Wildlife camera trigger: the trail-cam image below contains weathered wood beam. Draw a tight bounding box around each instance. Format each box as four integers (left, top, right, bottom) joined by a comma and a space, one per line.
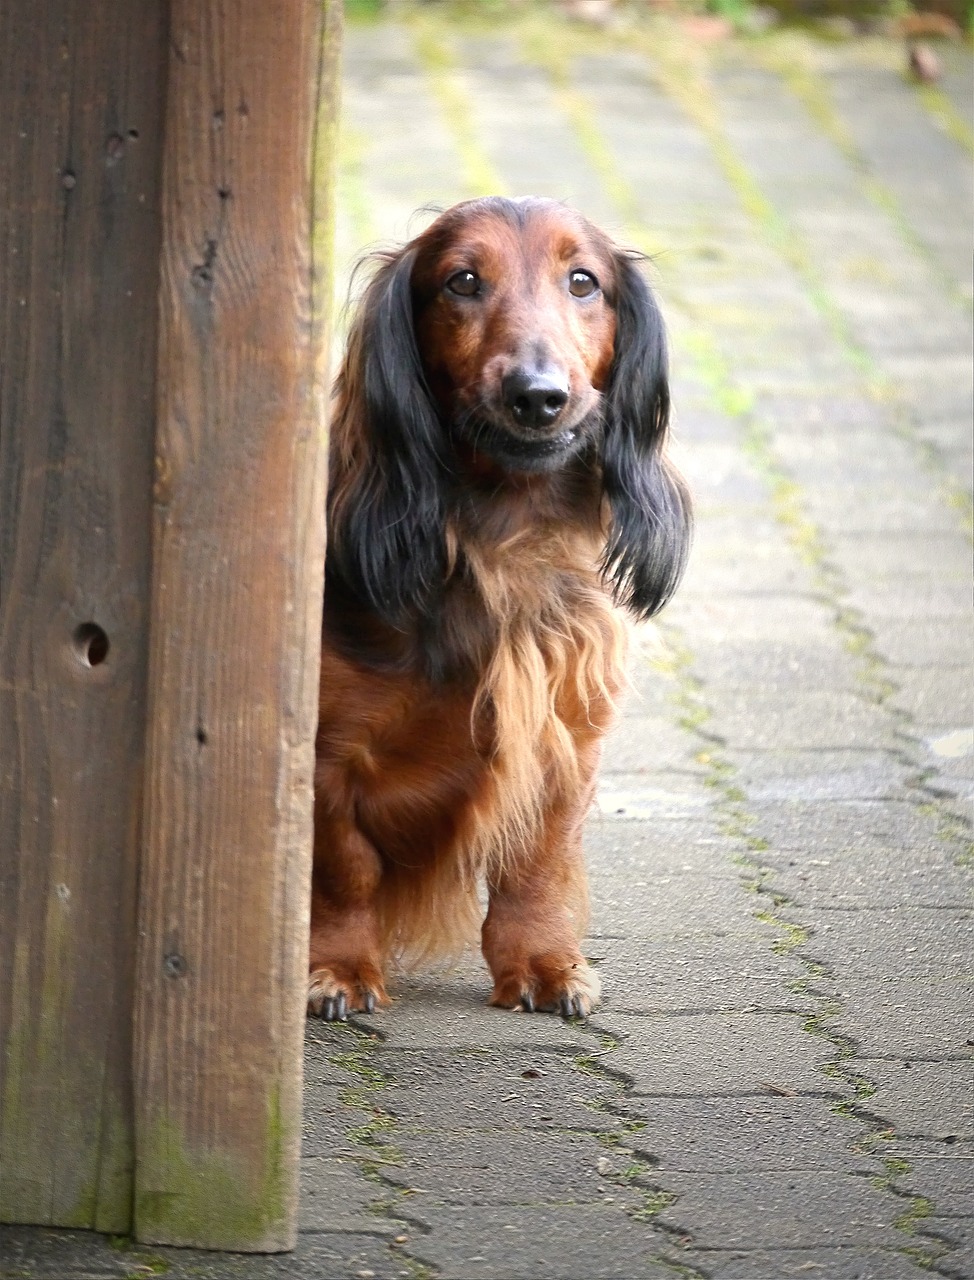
0, 0, 167, 1233
132, 0, 339, 1252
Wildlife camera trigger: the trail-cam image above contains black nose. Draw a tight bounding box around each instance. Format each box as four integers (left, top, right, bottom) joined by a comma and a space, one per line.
502, 368, 569, 429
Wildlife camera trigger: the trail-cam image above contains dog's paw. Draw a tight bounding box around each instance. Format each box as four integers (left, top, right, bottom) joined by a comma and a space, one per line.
307, 964, 388, 1021
488, 955, 601, 1019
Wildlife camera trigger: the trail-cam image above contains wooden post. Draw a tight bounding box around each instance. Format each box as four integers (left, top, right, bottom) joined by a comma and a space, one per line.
0, 0, 340, 1252
0, 0, 167, 1233
132, 0, 339, 1253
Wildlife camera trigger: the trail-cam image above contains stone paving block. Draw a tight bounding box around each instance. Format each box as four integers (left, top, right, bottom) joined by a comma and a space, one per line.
0, 1227, 134, 1279
686, 640, 864, 696
401, 1201, 675, 1279
802, 491, 964, 538
827, 533, 972, 581
887, 1139, 974, 1217
670, 591, 841, 654
364, 972, 599, 1053
761, 844, 971, 911
794, 909, 973, 980
583, 817, 735, 879
700, 1245, 929, 1279
305, 964, 607, 1055
753, 390, 889, 437
840, 301, 970, 359
594, 771, 713, 821
939, 786, 974, 819
588, 935, 810, 1014
299, 1156, 397, 1236
867, 618, 973, 669
342, 27, 466, 239
681, 444, 770, 509
894, 357, 974, 421
372, 1047, 620, 1135
730, 749, 913, 803
584, 813, 727, 868
939, 42, 974, 123
816, 978, 972, 1058
842, 575, 974, 624
301, 1082, 362, 1158
0, 1224, 407, 1280
677, 554, 810, 601
850, 1058, 974, 1140
457, 39, 623, 233
711, 64, 947, 323
770, 424, 930, 484
384, 1129, 643, 1208
707, 687, 893, 751
606, 1011, 841, 1098
589, 867, 761, 944
599, 714, 704, 773
920, 429, 974, 491
764, 420, 959, 500
671, 401, 742, 448
655, 1168, 908, 1250
888, 667, 974, 730
575, 52, 739, 227
929, 1225, 974, 1278
918, 748, 974, 794
669, 518, 808, 597
749, 798, 947, 858
677, 555, 810, 602
822, 57, 973, 295
304, 1029, 367, 1085
620, 1093, 878, 1175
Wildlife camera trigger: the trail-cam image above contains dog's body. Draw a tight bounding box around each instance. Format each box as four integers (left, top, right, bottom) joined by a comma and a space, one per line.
310, 197, 691, 1021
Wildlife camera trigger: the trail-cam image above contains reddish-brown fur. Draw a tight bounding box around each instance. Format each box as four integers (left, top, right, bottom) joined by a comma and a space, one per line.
310, 197, 688, 1020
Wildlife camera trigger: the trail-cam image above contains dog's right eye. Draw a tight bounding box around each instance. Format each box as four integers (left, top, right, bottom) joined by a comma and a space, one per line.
445, 270, 480, 297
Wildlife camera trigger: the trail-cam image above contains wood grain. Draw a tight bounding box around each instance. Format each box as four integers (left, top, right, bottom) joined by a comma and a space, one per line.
131, 0, 339, 1251
0, 0, 166, 1232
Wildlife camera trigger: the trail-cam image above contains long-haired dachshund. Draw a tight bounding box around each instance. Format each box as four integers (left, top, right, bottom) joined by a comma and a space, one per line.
310, 196, 691, 1021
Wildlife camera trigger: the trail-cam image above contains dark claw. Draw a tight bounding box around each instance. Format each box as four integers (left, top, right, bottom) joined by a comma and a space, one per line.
560, 994, 575, 1019
521, 991, 535, 1013
320, 993, 348, 1022
363, 991, 376, 1015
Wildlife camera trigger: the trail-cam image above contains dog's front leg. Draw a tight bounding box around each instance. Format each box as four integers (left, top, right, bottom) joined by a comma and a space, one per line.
308, 808, 388, 1021
481, 780, 601, 1019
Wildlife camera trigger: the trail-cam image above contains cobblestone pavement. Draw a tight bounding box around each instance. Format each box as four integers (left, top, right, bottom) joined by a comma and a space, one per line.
3, 10, 971, 1280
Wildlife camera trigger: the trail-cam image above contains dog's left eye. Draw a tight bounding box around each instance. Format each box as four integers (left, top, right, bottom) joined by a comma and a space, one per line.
446, 270, 480, 297
568, 270, 599, 298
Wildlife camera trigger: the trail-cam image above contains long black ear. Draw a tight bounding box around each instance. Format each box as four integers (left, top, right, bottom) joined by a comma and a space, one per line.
600, 253, 692, 620
327, 247, 450, 626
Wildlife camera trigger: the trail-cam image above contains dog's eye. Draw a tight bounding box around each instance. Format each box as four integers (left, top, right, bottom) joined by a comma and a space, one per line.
568, 270, 599, 298
446, 270, 480, 297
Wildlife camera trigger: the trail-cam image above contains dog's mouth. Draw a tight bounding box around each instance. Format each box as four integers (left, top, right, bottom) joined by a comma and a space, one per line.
455, 420, 583, 473
450, 404, 596, 474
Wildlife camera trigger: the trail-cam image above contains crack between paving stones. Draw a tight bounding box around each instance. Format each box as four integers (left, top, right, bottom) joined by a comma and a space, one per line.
569, 1022, 714, 1279
318, 1018, 440, 1280
655, 623, 969, 1280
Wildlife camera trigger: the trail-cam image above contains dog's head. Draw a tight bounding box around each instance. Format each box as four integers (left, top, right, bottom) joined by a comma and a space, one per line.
329, 196, 691, 625
410, 198, 617, 474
